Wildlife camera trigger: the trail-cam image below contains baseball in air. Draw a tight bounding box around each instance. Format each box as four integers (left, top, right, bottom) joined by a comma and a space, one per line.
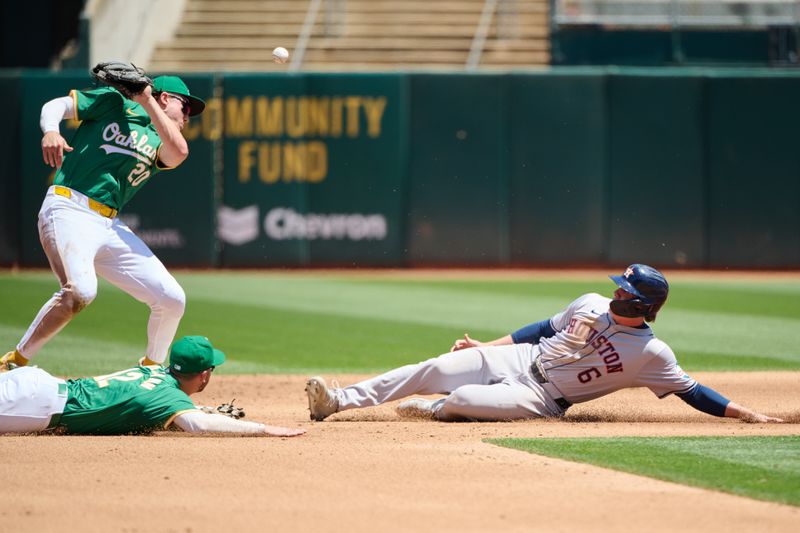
272, 47, 289, 64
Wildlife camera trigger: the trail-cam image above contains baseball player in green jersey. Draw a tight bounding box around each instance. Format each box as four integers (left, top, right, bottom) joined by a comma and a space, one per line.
0, 336, 306, 437
2, 76, 205, 372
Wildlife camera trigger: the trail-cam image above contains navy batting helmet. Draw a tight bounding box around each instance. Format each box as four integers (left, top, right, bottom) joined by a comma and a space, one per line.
609, 264, 669, 322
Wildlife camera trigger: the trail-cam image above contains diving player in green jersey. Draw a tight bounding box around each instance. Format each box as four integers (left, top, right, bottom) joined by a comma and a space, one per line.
0, 336, 306, 437
2, 76, 204, 372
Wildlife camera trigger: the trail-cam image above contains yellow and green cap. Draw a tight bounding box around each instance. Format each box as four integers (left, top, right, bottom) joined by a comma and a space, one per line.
168, 335, 225, 374
152, 75, 206, 116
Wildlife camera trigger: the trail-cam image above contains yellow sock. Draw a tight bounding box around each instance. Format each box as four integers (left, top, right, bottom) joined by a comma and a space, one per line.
3, 350, 29, 367
140, 356, 159, 366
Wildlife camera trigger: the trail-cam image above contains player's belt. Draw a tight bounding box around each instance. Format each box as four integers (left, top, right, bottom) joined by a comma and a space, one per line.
530, 358, 572, 410
53, 185, 118, 218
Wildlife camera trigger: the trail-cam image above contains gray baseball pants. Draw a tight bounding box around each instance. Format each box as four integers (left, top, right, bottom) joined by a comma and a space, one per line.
336, 344, 567, 421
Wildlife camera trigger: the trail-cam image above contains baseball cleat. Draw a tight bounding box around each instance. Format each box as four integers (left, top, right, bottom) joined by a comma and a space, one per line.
0, 351, 19, 373
396, 398, 437, 420
305, 376, 339, 421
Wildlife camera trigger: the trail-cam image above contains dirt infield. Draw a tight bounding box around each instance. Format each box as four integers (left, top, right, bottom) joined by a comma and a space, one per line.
3, 372, 799, 532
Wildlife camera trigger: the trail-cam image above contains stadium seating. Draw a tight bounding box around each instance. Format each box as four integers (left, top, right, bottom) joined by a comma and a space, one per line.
149, 0, 550, 71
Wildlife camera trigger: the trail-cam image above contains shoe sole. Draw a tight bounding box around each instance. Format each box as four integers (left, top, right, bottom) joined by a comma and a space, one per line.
305, 377, 329, 421
396, 399, 435, 420
396, 408, 433, 419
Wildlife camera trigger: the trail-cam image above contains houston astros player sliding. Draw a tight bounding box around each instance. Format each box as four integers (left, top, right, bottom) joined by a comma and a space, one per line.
1, 76, 205, 371
306, 264, 783, 424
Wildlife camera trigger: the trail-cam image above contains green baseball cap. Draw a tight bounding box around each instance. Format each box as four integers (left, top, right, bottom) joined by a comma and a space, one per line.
152, 75, 206, 116
168, 336, 225, 374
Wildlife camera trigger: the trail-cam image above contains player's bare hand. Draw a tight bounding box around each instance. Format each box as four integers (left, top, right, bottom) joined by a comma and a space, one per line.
451, 333, 482, 352
740, 412, 785, 424
41, 131, 73, 168
130, 85, 153, 106
263, 425, 307, 437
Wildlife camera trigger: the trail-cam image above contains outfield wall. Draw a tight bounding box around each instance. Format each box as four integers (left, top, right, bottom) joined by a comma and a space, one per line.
4, 68, 799, 268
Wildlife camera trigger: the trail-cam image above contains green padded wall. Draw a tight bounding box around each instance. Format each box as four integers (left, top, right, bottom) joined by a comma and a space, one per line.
408, 73, 508, 264
607, 71, 706, 267
8, 68, 800, 269
218, 73, 408, 267
0, 71, 21, 264
705, 72, 800, 267
508, 71, 607, 264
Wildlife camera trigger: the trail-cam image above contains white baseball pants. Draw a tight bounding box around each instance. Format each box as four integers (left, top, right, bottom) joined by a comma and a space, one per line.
0, 367, 68, 433
336, 344, 566, 421
16, 187, 185, 363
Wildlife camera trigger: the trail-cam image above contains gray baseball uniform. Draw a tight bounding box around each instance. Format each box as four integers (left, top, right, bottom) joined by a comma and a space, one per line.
333, 293, 695, 421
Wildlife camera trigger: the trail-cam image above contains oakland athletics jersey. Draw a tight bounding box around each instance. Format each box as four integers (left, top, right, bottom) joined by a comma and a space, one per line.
537, 293, 696, 404
60, 365, 195, 435
54, 87, 170, 210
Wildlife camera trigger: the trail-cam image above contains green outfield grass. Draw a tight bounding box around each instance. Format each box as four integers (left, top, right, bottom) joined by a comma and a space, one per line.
489, 436, 800, 507
0, 271, 798, 375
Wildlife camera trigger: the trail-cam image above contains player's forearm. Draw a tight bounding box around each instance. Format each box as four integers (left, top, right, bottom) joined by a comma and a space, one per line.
724, 402, 751, 420
174, 411, 305, 435
175, 411, 270, 434
678, 384, 783, 423
137, 96, 189, 166
676, 383, 729, 417
724, 401, 784, 423
510, 319, 556, 345
40, 96, 75, 134
485, 335, 514, 346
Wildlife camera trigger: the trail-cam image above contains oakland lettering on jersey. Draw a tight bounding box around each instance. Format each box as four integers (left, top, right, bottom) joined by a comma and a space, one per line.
100, 122, 157, 164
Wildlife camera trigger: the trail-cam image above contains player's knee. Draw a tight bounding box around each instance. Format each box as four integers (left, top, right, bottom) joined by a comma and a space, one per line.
437, 393, 474, 421
63, 283, 97, 313
159, 283, 186, 316
446, 389, 472, 409
420, 357, 464, 384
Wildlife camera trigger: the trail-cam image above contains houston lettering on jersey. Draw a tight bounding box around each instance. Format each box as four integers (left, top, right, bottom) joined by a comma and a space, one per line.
587, 327, 624, 374
566, 317, 624, 375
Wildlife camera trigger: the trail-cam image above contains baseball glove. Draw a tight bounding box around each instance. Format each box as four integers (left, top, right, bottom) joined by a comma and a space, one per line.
200, 399, 246, 420
90, 61, 152, 98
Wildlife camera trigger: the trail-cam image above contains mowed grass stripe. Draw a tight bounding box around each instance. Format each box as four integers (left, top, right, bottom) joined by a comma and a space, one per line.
178, 274, 800, 367
666, 285, 800, 321
180, 297, 488, 373
0, 275, 504, 375
5, 272, 799, 322
180, 273, 800, 321
489, 436, 800, 507
177, 274, 574, 331
655, 312, 800, 367
1, 272, 798, 375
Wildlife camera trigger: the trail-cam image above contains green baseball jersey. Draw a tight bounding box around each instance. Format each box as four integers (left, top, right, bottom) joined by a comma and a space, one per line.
54, 87, 173, 210
60, 366, 196, 435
